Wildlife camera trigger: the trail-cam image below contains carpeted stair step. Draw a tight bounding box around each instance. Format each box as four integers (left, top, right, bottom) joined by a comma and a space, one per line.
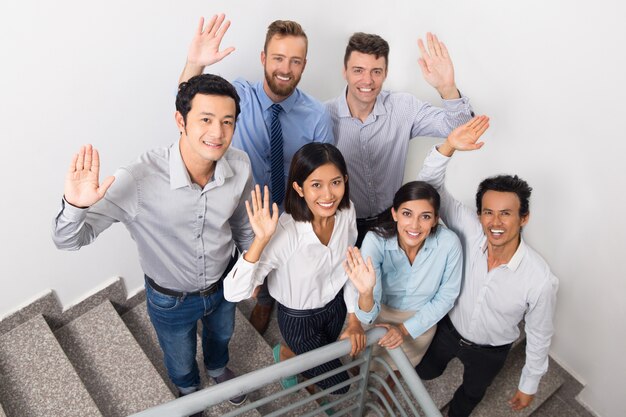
469, 343, 564, 417
122, 301, 262, 416
0, 315, 102, 417
55, 301, 174, 417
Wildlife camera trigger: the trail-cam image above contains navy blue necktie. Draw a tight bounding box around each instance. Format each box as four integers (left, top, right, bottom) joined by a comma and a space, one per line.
270, 104, 285, 205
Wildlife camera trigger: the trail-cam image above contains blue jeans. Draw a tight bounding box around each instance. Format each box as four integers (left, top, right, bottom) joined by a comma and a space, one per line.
145, 279, 235, 392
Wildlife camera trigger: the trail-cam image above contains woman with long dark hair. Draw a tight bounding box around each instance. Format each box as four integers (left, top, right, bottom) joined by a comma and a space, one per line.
344, 181, 462, 369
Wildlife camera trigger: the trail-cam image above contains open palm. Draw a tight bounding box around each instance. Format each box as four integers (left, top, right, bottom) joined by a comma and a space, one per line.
343, 247, 376, 294
446, 116, 490, 151
187, 14, 235, 67
245, 185, 279, 242
64, 145, 114, 208
417, 33, 456, 97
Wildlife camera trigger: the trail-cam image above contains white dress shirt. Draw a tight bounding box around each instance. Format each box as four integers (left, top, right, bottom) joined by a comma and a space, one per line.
417, 146, 559, 395
224, 202, 358, 312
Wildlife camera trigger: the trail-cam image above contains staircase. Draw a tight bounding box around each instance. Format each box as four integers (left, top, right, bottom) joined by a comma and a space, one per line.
0, 278, 593, 417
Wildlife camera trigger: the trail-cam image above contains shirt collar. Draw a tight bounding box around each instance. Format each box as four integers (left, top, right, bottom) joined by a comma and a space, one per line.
506, 238, 528, 271
169, 141, 234, 190
480, 236, 528, 272
256, 81, 298, 114
169, 141, 192, 190
337, 87, 388, 119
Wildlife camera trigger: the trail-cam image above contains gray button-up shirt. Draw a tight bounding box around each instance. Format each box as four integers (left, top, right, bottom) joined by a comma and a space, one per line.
52, 142, 254, 292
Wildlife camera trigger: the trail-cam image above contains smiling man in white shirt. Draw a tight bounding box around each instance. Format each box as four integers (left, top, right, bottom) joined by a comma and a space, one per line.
415, 116, 559, 417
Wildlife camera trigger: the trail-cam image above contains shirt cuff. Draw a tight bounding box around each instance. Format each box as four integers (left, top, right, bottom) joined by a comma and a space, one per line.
441, 94, 470, 108
355, 304, 377, 325
59, 197, 89, 222
518, 373, 540, 396
402, 316, 422, 339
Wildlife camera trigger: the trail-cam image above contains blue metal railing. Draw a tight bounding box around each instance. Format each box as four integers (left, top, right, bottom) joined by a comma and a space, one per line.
129, 327, 442, 417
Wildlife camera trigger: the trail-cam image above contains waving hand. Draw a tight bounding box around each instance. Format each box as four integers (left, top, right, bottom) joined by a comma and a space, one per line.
64, 145, 114, 208
417, 33, 458, 99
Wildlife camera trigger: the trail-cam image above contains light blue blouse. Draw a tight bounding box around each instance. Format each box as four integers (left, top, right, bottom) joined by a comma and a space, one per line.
355, 225, 463, 338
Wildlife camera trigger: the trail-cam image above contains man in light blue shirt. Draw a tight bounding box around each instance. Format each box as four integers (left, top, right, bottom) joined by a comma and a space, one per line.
326, 32, 474, 246
179, 14, 334, 334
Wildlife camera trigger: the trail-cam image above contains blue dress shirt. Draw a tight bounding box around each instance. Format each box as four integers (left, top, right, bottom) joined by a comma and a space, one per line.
232, 79, 334, 194
355, 226, 463, 338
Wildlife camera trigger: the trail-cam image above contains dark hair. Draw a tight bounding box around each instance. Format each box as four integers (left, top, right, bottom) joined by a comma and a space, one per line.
264, 20, 308, 54
284, 143, 350, 222
475, 175, 532, 216
344, 32, 390, 69
176, 74, 241, 123
372, 181, 440, 239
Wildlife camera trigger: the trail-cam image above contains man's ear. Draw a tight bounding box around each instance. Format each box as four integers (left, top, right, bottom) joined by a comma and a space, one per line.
292, 181, 304, 197
521, 212, 530, 227
260, 50, 266, 66
175, 111, 185, 134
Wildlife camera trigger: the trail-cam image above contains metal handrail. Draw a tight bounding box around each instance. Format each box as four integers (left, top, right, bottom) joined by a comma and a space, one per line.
128, 327, 442, 417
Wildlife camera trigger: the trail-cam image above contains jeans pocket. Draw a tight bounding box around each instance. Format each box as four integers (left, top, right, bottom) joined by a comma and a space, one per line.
146, 285, 182, 311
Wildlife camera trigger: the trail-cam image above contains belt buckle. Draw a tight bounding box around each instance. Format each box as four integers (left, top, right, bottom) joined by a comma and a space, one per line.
459, 338, 473, 348
198, 283, 216, 297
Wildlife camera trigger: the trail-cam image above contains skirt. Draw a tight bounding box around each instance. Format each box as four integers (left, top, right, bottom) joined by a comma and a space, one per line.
371, 304, 437, 371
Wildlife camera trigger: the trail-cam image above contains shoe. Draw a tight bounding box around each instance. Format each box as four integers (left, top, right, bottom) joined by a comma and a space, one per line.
212, 367, 247, 406
249, 303, 272, 334
319, 399, 336, 416
177, 390, 204, 417
272, 344, 297, 389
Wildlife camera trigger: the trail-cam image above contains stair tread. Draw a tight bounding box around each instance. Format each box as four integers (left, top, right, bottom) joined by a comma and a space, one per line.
531, 391, 582, 417
423, 342, 564, 417
0, 315, 102, 417
470, 346, 564, 417
123, 301, 262, 416
123, 300, 323, 416
55, 300, 174, 417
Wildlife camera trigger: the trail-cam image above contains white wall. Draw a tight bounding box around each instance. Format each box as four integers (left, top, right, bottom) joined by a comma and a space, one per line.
1, 0, 624, 415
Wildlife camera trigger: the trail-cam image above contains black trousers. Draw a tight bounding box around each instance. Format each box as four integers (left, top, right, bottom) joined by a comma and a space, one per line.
277, 291, 349, 394
416, 316, 512, 417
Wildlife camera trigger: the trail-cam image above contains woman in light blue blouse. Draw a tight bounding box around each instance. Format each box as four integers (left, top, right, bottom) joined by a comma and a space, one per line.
344, 180, 463, 368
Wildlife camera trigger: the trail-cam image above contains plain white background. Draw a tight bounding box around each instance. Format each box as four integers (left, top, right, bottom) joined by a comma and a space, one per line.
1, 1, 624, 416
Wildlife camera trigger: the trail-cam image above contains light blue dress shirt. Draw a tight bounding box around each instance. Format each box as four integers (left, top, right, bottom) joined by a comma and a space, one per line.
232, 79, 334, 194
326, 89, 473, 218
355, 226, 463, 338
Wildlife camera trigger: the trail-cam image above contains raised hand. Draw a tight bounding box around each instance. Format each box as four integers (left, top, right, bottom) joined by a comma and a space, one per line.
187, 14, 235, 67
245, 185, 279, 243
444, 115, 490, 153
417, 33, 458, 99
343, 246, 376, 295
64, 145, 114, 209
